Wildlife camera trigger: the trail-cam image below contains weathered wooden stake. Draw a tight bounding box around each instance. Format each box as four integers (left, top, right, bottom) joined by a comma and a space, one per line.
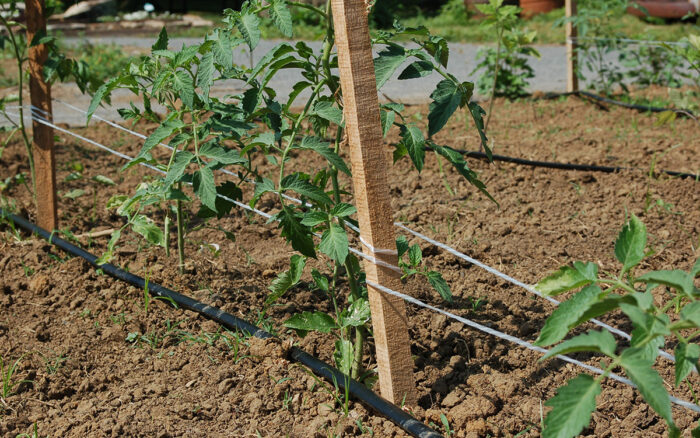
26, 0, 58, 230
565, 0, 579, 93
331, 0, 416, 405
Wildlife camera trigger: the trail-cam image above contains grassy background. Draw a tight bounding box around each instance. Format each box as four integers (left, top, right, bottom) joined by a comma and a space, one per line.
174, 1, 699, 43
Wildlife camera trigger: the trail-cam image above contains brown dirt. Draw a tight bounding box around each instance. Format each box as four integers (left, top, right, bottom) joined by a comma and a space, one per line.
1, 96, 699, 437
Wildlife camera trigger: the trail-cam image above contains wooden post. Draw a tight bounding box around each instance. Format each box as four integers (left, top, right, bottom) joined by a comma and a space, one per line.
26, 0, 57, 231
565, 0, 579, 93
331, 0, 416, 405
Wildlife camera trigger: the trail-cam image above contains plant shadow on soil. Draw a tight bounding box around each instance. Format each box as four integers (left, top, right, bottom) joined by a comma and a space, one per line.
1, 94, 699, 437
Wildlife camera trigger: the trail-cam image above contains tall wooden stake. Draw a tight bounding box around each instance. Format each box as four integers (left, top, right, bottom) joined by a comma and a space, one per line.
26, 0, 57, 230
331, 0, 416, 405
565, 0, 579, 93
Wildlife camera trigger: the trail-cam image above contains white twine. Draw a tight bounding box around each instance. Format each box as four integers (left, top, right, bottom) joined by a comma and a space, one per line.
365, 279, 700, 414
569, 36, 690, 47
41, 100, 681, 366
359, 235, 398, 255
11, 110, 699, 415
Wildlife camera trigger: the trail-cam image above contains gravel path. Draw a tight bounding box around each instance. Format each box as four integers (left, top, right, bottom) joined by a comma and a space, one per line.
5, 36, 608, 126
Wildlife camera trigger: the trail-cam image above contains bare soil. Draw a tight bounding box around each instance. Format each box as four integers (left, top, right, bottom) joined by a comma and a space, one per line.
1, 96, 699, 437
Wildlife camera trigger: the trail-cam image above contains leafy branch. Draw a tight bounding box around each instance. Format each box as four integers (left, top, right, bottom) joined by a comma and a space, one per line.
536, 214, 700, 437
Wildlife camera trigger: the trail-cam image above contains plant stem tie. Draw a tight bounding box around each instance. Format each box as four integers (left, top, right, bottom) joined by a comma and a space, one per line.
359, 235, 398, 255
356, 236, 402, 275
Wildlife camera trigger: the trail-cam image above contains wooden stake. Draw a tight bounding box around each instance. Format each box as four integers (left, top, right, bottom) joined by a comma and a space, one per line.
565, 0, 579, 93
26, 0, 57, 230
331, 0, 416, 405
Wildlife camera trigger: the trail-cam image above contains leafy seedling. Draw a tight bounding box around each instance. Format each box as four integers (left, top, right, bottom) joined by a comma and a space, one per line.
536, 214, 700, 438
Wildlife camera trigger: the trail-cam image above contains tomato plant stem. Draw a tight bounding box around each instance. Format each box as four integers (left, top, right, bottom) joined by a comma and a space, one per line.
0, 14, 36, 202
176, 185, 185, 274
164, 214, 171, 258
484, 26, 504, 133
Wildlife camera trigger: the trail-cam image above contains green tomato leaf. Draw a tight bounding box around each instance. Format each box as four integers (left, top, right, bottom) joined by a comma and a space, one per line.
276, 207, 316, 258
163, 151, 194, 188
424, 35, 449, 68
380, 109, 395, 138
87, 76, 135, 122
319, 223, 349, 263
535, 285, 602, 346
266, 255, 306, 306
253, 178, 275, 203
172, 44, 200, 68
236, 12, 261, 51
637, 270, 694, 298
431, 143, 495, 204
300, 211, 328, 227
399, 124, 425, 172
573, 294, 636, 327
396, 235, 409, 258
299, 136, 350, 176
615, 214, 647, 274
152, 27, 169, 51
193, 167, 217, 212
311, 101, 344, 126
468, 102, 490, 158
692, 257, 700, 278
374, 45, 407, 90
398, 60, 434, 80
311, 269, 329, 292
620, 348, 674, 428
62, 189, 86, 199
269, 0, 293, 37
681, 302, 700, 327
674, 342, 700, 387
536, 262, 598, 296
408, 244, 422, 266
197, 51, 215, 101
207, 29, 234, 68
334, 338, 354, 376
542, 374, 600, 438
340, 298, 371, 328
542, 330, 617, 361
199, 143, 247, 165
330, 203, 356, 218
131, 215, 164, 247
694, 424, 700, 438
97, 228, 121, 265
428, 79, 463, 137
140, 119, 184, 159
172, 70, 195, 108
284, 311, 338, 335
281, 174, 332, 206
92, 175, 116, 186
427, 271, 453, 304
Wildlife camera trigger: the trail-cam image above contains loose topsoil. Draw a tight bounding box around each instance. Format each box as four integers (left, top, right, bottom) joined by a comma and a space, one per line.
1, 95, 699, 437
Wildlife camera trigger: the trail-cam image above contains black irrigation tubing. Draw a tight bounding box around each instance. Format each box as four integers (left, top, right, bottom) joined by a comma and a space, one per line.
0, 209, 442, 438
445, 148, 700, 180
542, 90, 696, 116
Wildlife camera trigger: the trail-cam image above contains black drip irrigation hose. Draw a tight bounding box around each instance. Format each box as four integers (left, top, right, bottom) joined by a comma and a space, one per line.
449, 149, 700, 181
543, 90, 696, 116
0, 209, 442, 438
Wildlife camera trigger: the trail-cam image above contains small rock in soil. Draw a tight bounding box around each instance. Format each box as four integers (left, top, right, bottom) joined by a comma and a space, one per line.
448, 395, 497, 428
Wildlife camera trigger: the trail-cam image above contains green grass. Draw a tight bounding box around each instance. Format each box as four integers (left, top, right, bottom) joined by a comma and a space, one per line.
169, 5, 698, 44
0, 40, 134, 89
397, 8, 699, 44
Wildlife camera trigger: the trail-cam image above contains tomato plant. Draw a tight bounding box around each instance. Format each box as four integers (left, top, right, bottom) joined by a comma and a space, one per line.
0, 0, 100, 205
471, 0, 540, 104
536, 215, 700, 438
88, 0, 493, 379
